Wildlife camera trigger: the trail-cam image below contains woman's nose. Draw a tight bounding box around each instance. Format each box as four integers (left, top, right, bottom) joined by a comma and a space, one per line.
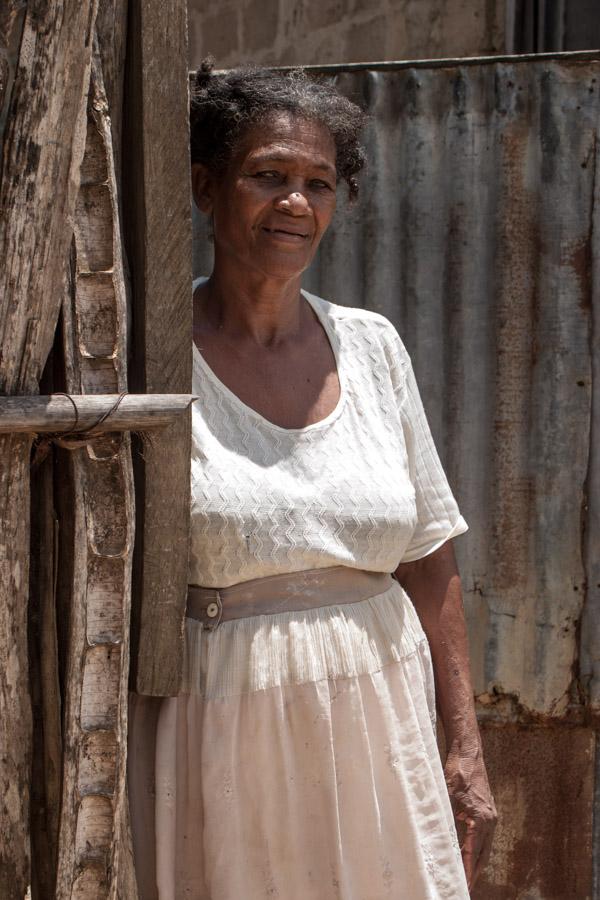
276, 190, 310, 214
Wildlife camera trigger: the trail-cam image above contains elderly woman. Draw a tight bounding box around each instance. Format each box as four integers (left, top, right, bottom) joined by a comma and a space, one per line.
143, 63, 496, 899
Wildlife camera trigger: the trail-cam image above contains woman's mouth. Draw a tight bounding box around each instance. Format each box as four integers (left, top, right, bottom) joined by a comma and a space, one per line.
261, 226, 308, 242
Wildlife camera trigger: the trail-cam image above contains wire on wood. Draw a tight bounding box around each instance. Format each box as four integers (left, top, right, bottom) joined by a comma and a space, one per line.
31, 391, 129, 469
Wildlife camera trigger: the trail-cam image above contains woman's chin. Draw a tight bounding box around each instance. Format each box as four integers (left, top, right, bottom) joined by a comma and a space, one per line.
249, 253, 314, 281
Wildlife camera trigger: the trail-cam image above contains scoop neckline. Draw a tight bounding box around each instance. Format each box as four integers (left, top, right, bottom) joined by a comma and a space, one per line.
192, 278, 346, 435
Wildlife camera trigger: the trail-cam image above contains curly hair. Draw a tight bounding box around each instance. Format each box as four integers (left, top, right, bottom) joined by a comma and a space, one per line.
190, 60, 368, 199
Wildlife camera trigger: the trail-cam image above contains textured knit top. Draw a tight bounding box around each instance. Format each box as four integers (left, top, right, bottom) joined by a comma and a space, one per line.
189, 280, 468, 588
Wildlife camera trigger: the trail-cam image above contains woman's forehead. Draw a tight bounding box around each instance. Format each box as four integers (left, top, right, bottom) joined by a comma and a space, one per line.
235, 114, 336, 170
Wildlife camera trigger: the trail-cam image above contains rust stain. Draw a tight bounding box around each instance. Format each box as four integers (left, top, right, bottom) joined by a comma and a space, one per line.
472, 724, 594, 900
489, 125, 538, 595
563, 236, 592, 312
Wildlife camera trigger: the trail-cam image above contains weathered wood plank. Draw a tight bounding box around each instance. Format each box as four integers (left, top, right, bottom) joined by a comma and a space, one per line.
115, 782, 141, 900
127, 693, 162, 899
0, 393, 195, 434
55, 45, 138, 899
29, 447, 62, 900
95, 0, 128, 184
0, 432, 34, 899
0, 0, 98, 394
123, 0, 192, 695
0, 1, 26, 146
0, 2, 98, 895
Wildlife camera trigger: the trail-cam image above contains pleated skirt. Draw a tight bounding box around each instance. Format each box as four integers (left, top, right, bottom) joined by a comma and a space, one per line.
128, 579, 469, 900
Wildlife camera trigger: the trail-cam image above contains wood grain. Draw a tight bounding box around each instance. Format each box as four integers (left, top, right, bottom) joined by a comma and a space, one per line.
0, 432, 34, 899
0, 393, 195, 433
0, 0, 98, 395
29, 447, 62, 900
95, 0, 128, 184
123, 0, 193, 696
0, 1, 26, 146
0, 1, 98, 895
55, 45, 138, 899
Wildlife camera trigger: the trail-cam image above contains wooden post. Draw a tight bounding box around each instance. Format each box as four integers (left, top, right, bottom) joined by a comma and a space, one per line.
0, 2, 98, 895
54, 42, 138, 898
123, 0, 193, 696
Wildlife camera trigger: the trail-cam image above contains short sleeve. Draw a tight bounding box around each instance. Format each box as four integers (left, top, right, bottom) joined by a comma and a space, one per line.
394, 344, 468, 563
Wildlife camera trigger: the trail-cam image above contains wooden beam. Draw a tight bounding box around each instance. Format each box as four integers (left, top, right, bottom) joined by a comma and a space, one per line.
0, 2, 98, 896
55, 43, 138, 899
123, 0, 193, 695
0, 393, 195, 434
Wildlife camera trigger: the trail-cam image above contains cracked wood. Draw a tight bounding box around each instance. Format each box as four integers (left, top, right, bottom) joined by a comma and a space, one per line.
54, 44, 138, 899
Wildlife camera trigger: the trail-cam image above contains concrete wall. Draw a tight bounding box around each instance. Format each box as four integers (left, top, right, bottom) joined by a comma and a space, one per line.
188, 0, 508, 68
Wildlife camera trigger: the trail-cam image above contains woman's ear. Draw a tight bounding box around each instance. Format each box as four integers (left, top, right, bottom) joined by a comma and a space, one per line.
191, 163, 214, 215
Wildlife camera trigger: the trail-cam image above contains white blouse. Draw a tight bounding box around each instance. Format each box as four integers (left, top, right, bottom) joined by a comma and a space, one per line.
189, 281, 468, 588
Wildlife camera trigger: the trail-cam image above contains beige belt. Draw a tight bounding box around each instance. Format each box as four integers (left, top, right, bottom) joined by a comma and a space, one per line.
187, 565, 394, 630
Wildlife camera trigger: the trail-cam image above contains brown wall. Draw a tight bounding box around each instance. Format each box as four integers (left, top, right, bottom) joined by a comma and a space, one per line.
473, 724, 595, 899
187, 0, 508, 68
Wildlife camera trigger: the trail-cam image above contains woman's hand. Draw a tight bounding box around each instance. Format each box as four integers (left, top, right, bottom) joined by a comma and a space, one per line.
444, 738, 497, 891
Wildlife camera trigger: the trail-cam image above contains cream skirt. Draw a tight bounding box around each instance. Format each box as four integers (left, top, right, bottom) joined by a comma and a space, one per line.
128, 580, 469, 900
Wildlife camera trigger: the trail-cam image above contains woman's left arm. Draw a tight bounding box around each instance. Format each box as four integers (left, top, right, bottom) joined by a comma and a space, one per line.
394, 538, 497, 892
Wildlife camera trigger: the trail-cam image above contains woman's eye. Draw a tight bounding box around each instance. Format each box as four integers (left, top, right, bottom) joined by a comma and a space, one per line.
255, 170, 280, 179
311, 180, 333, 191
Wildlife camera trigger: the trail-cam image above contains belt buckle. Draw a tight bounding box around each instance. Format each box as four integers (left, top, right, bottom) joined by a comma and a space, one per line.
203, 589, 222, 630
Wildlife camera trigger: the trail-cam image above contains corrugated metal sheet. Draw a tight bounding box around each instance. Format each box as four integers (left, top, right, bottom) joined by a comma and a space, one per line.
192, 54, 599, 720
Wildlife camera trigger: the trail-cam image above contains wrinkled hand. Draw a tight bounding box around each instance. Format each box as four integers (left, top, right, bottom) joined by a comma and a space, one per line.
444, 741, 497, 892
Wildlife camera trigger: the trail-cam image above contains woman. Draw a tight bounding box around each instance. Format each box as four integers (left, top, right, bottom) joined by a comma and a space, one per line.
135, 63, 497, 899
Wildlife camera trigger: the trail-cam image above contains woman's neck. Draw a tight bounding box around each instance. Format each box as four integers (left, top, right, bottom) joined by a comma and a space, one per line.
197, 264, 308, 348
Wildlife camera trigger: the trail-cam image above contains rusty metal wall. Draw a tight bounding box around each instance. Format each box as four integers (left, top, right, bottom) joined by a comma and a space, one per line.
192, 51, 600, 897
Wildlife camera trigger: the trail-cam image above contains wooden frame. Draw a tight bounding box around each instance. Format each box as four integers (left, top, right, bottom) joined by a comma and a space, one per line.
0, 0, 193, 894
123, 0, 193, 697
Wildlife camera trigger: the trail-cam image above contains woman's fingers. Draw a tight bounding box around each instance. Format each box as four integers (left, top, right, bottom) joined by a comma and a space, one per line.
459, 816, 477, 887
457, 809, 496, 890
445, 746, 498, 890
471, 814, 496, 886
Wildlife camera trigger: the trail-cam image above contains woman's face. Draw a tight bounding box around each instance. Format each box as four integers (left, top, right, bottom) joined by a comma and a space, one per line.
193, 113, 338, 281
